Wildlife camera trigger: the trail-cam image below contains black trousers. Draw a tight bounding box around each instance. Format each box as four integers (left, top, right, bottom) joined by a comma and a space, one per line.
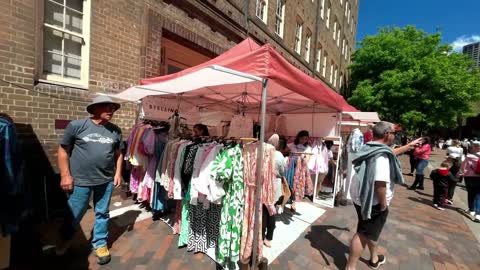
447, 181, 457, 200
464, 177, 480, 211
409, 155, 417, 174
262, 205, 276, 241
433, 184, 447, 206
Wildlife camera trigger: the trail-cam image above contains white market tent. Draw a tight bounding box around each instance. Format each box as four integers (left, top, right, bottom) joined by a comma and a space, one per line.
102, 38, 364, 267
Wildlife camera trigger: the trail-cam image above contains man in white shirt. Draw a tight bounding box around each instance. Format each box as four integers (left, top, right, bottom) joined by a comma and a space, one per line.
346, 122, 421, 270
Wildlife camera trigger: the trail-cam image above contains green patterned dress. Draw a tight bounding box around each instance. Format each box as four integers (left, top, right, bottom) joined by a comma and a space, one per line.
214, 145, 245, 265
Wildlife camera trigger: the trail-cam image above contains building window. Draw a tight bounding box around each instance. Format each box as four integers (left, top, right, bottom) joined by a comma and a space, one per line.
337, 27, 341, 47
333, 20, 337, 40
347, 6, 351, 24
322, 53, 328, 77
294, 21, 303, 54
340, 0, 343, 5
326, 4, 331, 29
333, 65, 338, 87
315, 47, 322, 72
345, 1, 349, 17
320, 0, 325, 19
345, 44, 348, 60
342, 38, 346, 55
339, 72, 344, 89
256, 0, 268, 23
42, 0, 90, 86
305, 33, 311, 62
329, 62, 334, 84
275, 0, 286, 37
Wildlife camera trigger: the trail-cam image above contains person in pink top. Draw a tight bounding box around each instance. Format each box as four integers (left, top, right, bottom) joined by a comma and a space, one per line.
409, 137, 432, 190
459, 140, 480, 219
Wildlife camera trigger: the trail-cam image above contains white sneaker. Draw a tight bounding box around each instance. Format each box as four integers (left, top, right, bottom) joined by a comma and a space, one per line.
470, 211, 476, 217
475, 215, 480, 222
446, 199, 453, 205
434, 204, 445, 211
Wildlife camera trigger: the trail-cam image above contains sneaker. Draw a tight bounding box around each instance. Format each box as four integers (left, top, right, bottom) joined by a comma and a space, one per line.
475, 215, 480, 223
446, 199, 453, 205
369, 254, 386, 269
433, 204, 445, 211
469, 211, 476, 217
95, 246, 111, 265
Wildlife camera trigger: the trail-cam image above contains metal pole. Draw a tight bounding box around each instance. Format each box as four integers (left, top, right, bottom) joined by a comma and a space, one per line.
251, 79, 268, 268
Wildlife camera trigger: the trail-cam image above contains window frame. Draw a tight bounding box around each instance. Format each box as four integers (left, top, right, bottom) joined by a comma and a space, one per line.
322, 52, 327, 77
329, 61, 334, 84
37, 0, 91, 88
320, 0, 325, 19
315, 46, 322, 72
255, 0, 268, 24
274, 0, 286, 38
294, 20, 303, 54
326, 4, 331, 29
305, 32, 312, 62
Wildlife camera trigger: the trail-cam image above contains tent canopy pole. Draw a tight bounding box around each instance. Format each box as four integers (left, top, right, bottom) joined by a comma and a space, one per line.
251, 78, 268, 268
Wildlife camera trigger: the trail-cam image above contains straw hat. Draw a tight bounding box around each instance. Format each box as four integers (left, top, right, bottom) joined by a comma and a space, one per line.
86, 96, 121, 114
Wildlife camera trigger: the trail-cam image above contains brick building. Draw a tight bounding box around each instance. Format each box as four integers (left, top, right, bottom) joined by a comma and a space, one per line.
0, 0, 358, 217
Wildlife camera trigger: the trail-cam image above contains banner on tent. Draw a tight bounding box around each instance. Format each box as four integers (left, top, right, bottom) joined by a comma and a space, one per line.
141, 96, 199, 124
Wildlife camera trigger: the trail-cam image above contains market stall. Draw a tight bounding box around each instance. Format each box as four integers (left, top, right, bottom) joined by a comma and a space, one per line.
101, 38, 358, 268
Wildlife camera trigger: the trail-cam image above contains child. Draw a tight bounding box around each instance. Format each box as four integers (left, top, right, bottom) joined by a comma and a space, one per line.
430, 161, 456, 210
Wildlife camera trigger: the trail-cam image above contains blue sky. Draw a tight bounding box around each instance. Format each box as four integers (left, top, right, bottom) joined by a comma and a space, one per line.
356, 0, 480, 52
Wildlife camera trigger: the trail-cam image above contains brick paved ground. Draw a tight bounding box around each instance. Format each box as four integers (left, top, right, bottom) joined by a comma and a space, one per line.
14, 150, 480, 270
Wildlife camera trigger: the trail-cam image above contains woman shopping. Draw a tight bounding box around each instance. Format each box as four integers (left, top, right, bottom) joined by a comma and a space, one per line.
459, 140, 480, 221
287, 130, 312, 154
262, 134, 287, 247
409, 137, 432, 190
285, 130, 313, 212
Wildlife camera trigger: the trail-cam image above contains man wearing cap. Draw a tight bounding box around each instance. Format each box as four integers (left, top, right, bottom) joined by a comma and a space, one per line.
56, 96, 123, 265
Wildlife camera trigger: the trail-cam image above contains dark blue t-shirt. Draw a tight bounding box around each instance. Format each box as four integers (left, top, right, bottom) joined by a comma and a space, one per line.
61, 118, 122, 186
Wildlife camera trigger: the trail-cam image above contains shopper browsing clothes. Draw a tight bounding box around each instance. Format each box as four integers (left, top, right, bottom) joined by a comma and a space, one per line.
262, 134, 287, 247
56, 96, 123, 265
347, 122, 421, 270
409, 137, 432, 191
192, 123, 210, 137
286, 130, 312, 212
459, 140, 480, 221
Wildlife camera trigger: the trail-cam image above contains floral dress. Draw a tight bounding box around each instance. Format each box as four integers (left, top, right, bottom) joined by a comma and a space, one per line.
213, 145, 245, 265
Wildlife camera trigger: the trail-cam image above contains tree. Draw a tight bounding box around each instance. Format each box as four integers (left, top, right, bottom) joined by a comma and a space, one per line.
347, 26, 480, 134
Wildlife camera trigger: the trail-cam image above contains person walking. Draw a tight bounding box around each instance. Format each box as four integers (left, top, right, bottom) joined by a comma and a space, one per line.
459, 140, 480, 220
430, 161, 456, 210
56, 96, 123, 265
347, 121, 420, 270
409, 137, 432, 191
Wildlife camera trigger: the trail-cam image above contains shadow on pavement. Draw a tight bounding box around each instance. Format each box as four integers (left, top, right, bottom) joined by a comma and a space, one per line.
305, 225, 350, 269
415, 191, 433, 197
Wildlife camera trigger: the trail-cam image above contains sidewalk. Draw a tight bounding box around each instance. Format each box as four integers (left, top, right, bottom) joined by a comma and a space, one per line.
22, 149, 480, 270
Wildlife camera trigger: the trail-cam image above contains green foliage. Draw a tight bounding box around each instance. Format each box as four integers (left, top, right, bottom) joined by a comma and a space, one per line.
348, 26, 480, 134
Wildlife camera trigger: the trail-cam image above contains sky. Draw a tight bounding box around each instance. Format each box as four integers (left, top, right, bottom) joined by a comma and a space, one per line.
356, 0, 480, 52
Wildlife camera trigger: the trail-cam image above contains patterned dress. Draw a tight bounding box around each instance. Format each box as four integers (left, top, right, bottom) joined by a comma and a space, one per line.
240, 143, 276, 263
214, 145, 245, 265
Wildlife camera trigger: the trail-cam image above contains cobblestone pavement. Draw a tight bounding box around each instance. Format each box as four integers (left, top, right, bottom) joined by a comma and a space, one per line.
16, 150, 480, 270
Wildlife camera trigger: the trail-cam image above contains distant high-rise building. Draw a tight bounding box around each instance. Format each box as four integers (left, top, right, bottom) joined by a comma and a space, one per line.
463, 42, 480, 68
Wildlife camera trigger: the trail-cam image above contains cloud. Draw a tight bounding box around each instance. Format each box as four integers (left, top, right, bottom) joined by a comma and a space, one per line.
451, 35, 480, 52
